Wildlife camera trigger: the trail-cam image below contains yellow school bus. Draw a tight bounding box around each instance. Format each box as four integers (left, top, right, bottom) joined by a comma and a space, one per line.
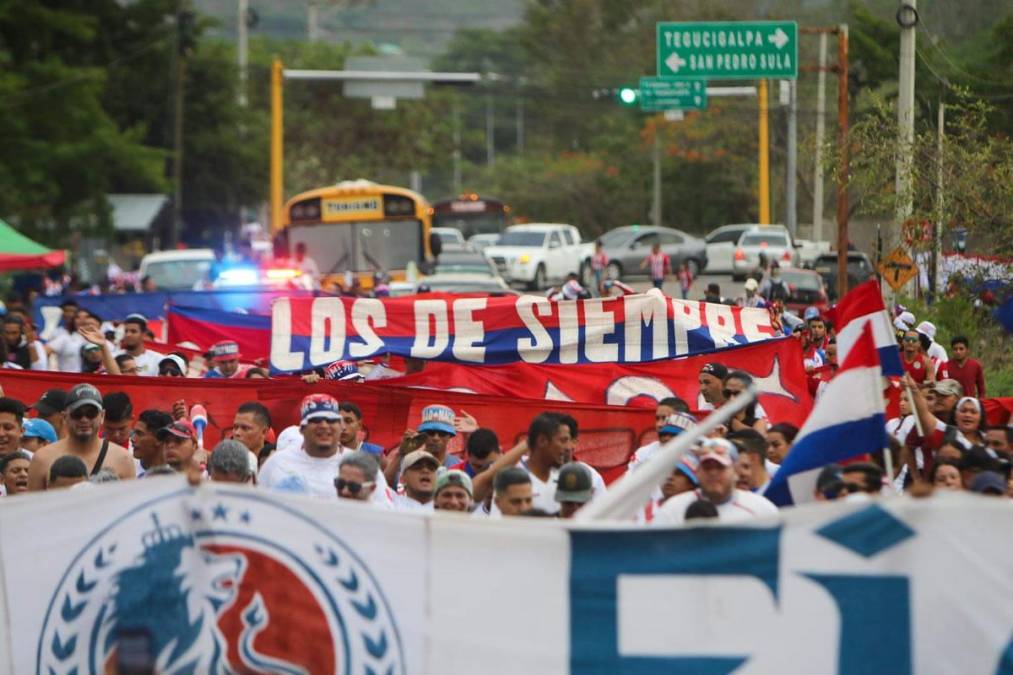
277, 180, 435, 289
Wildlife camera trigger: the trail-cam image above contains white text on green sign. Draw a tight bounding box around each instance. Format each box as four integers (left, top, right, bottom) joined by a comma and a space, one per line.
638, 78, 707, 111
656, 21, 798, 79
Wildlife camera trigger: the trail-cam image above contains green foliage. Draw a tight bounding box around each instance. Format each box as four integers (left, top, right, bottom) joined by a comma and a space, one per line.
899, 294, 1013, 396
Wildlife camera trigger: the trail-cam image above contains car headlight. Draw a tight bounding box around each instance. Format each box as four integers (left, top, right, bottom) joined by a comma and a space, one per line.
519, 254, 530, 264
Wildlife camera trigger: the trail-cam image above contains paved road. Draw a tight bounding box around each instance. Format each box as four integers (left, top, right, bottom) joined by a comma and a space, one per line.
626, 271, 739, 302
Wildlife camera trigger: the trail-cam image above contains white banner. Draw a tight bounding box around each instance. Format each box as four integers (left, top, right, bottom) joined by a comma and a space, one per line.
2, 481, 1011, 674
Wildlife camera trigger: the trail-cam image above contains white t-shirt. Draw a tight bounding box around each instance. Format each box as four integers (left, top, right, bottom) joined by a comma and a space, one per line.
258, 445, 391, 506
652, 488, 778, 525
392, 494, 434, 512
30, 342, 47, 371
627, 440, 661, 472
115, 348, 164, 376
695, 394, 767, 420
927, 341, 948, 364
47, 331, 85, 372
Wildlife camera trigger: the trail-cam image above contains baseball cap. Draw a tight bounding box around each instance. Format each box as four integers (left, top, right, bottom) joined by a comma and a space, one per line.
693, 438, 739, 467
22, 418, 57, 444
893, 311, 915, 331
323, 359, 362, 381
401, 450, 440, 473
969, 471, 1006, 495
675, 454, 700, 486
157, 420, 197, 442
65, 384, 103, 413
210, 340, 242, 361
659, 412, 697, 437
554, 462, 593, 503
31, 389, 67, 416
124, 313, 148, 328
158, 354, 187, 375
744, 278, 758, 291
300, 394, 341, 424
417, 404, 456, 436
700, 362, 728, 379
80, 342, 101, 354
435, 469, 473, 497
931, 379, 963, 398
804, 306, 822, 322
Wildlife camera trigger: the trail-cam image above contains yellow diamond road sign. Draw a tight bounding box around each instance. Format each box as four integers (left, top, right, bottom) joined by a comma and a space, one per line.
878, 247, 918, 291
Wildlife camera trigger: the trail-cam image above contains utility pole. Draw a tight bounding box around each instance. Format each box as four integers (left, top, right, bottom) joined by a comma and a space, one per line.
270, 59, 283, 232
812, 32, 828, 242
452, 100, 462, 194
237, 0, 248, 106
932, 101, 945, 298
307, 1, 320, 41
835, 24, 850, 300
786, 79, 798, 237
485, 91, 495, 168
758, 79, 770, 224
652, 130, 662, 227
895, 1, 918, 226
171, 3, 194, 249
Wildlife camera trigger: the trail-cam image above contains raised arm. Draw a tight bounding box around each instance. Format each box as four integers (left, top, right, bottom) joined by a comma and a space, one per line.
471, 439, 528, 504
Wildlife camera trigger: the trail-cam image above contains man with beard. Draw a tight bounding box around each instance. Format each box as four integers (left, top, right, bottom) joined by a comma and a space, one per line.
392, 451, 439, 511
114, 314, 163, 375
27, 383, 136, 490
259, 394, 390, 504
158, 420, 201, 473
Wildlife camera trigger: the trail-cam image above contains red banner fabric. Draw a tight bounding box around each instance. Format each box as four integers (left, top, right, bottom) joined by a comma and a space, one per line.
387, 337, 815, 428
0, 370, 655, 481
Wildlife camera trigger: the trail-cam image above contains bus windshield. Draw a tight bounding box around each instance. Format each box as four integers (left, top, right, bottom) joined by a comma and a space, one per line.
288, 220, 421, 275
433, 213, 506, 239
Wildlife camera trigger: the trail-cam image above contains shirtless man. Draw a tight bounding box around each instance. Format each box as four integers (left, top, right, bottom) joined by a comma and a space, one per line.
28, 383, 136, 490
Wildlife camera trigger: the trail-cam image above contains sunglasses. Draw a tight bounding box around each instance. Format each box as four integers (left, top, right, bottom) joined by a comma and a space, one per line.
69, 407, 100, 420
423, 429, 451, 438
333, 478, 374, 494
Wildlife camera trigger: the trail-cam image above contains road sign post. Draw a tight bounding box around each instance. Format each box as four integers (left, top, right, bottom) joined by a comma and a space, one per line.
639, 77, 707, 111
656, 21, 798, 79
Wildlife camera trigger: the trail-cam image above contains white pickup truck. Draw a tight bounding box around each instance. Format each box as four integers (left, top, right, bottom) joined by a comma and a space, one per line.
484, 223, 594, 290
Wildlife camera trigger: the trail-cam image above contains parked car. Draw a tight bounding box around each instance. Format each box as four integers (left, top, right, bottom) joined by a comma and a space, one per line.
810, 251, 876, 300
432, 250, 503, 278
703, 224, 754, 274
139, 249, 216, 290
467, 233, 501, 252
732, 225, 799, 281
484, 223, 594, 290
389, 275, 517, 297
776, 267, 829, 314
598, 225, 708, 280
432, 227, 466, 250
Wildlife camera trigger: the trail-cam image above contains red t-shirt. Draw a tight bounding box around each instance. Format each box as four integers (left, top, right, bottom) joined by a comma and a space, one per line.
938, 358, 985, 398
902, 353, 931, 385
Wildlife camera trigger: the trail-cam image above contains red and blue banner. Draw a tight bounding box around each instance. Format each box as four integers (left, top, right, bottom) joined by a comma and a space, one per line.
388, 337, 814, 428
270, 291, 777, 372
167, 305, 271, 360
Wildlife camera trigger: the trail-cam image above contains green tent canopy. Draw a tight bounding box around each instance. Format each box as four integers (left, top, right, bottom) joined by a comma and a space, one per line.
0, 219, 65, 270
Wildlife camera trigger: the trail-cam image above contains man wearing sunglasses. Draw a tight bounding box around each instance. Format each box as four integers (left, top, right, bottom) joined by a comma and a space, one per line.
385, 404, 461, 488
652, 438, 777, 525
28, 383, 137, 490
335, 452, 379, 503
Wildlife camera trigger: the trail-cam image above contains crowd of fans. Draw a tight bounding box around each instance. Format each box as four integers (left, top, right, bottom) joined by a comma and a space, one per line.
0, 289, 1007, 521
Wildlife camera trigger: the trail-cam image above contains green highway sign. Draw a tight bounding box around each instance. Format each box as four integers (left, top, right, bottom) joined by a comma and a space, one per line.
656, 21, 798, 80
639, 77, 707, 111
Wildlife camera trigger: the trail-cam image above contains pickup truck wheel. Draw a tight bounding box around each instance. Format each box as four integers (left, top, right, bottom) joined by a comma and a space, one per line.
580, 260, 593, 288
606, 261, 623, 280
530, 264, 546, 291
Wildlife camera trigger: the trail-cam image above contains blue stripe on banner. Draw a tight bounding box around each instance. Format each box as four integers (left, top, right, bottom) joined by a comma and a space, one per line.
170, 305, 272, 330
569, 527, 780, 674
878, 345, 903, 377
765, 413, 886, 506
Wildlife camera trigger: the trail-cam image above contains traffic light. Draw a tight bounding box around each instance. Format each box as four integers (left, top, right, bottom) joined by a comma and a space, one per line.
617, 87, 639, 106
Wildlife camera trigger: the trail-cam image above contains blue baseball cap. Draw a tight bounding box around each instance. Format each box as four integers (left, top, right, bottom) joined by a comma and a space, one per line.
804, 306, 822, 322
23, 418, 57, 444
300, 394, 341, 424
417, 404, 456, 436
674, 454, 700, 486
659, 412, 697, 437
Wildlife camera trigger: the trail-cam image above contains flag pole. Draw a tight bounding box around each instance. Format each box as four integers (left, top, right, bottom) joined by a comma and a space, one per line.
576, 388, 758, 522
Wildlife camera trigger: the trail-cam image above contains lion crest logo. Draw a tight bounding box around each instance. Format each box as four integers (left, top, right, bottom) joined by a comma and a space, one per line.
38, 493, 405, 674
